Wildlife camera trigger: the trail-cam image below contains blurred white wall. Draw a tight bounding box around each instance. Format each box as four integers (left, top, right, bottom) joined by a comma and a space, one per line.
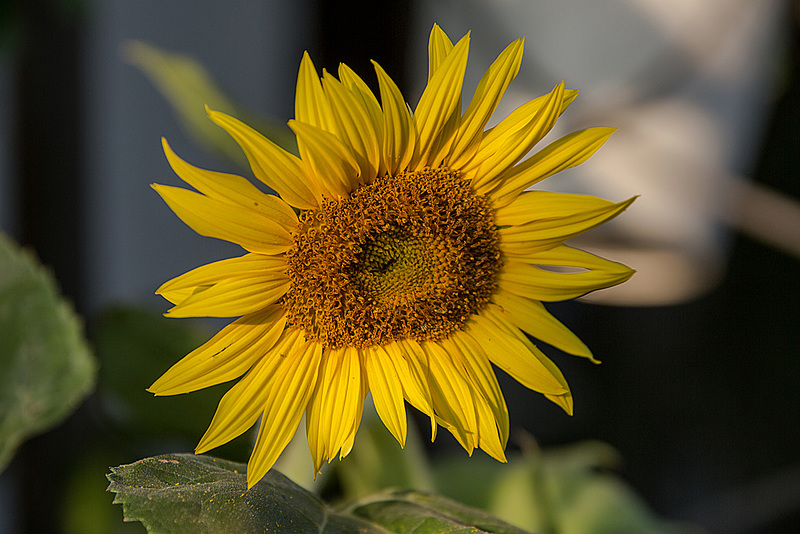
412, 0, 788, 305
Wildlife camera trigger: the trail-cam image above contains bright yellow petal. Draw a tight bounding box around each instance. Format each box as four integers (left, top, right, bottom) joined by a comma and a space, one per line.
206, 108, 320, 209
393, 338, 437, 441
491, 288, 595, 361
163, 271, 289, 318
446, 37, 525, 170
152, 184, 293, 254
162, 138, 298, 231
322, 72, 381, 183
364, 344, 408, 447
465, 81, 565, 190
498, 247, 635, 301
295, 51, 336, 131
411, 33, 469, 170
466, 310, 569, 396
148, 306, 286, 395
444, 331, 509, 447
420, 25, 462, 166
194, 328, 305, 455
498, 195, 636, 256
289, 119, 359, 197
304, 346, 365, 472
474, 393, 507, 462
246, 336, 323, 488
421, 340, 478, 454
337, 64, 384, 172
338, 364, 368, 460
427, 24, 454, 81
477, 305, 573, 415
156, 253, 285, 305
489, 127, 616, 208
474, 88, 578, 159
373, 60, 416, 175
496, 190, 627, 227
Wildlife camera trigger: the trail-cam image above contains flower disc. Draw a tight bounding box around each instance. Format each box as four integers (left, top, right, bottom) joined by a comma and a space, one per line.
283, 166, 502, 348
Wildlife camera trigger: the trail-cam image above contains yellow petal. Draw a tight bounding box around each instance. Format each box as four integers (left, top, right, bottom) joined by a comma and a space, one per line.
411, 33, 470, 169
444, 331, 509, 447
304, 346, 365, 472
490, 127, 616, 208
295, 52, 335, 131
474, 393, 507, 462
491, 288, 595, 361
498, 195, 636, 255
546, 391, 574, 416
421, 340, 478, 454
206, 107, 320, 209
427, 24, 455, 81
246, 334, 323, 488
364, 344, 408, 447
163, 271, 289, 318
148, 306, 286, 396
162, 138, 298, 231
195, 328, 305, 455
156, 253, 285, 305
466, 81, 565, 190
479, 306, 573, 413
475, 87, 578, 157
393, 338, 437, 440
322, 72, 381, 182
289, 119, 359, 197
152, 184, 293, 254
495, 190, 626, 227
466, 309, 569, 396
337, 64, 384, 167
498, 248, 635, 301
446, 37, 525, 170
373, 60, 416, 175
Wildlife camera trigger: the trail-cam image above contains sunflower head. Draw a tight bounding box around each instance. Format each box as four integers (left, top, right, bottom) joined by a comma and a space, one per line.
149, 24, 635, 488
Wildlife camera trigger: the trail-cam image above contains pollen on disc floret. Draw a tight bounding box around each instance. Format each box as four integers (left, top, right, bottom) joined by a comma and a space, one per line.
283, 166, 502, 348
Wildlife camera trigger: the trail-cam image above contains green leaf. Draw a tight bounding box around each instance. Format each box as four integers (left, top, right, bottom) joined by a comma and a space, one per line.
122, 40, 296, 165
433, 441, 696, 533
108, 453, 533, 534
0, 233, 96, 471
345, 490, 533, 534
107, 453, 383, 534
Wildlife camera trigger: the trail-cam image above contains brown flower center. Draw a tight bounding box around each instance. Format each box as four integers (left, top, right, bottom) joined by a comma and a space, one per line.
283, 166, 502, 348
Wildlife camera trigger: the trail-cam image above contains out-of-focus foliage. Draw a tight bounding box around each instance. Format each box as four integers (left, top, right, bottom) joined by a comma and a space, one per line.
123, 40, 296, 166
0, 233, 95, 472
433, 440, 699, 534
107, 453, 532, 534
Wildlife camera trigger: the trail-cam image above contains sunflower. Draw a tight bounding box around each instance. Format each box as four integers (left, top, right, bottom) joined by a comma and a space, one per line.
149, 24, 635, 488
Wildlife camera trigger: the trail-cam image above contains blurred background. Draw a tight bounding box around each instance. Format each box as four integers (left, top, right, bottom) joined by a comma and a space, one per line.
1, 0, 799, 532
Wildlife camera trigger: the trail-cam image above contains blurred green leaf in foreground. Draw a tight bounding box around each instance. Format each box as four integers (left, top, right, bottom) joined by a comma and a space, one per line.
0, 233, 96, 472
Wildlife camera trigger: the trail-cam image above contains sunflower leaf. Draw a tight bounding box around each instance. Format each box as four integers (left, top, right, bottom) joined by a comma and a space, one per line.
107, 454, 383, 533
0, 233, 95, 472
108, 453, 532, 534
344, 488, 532, 534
